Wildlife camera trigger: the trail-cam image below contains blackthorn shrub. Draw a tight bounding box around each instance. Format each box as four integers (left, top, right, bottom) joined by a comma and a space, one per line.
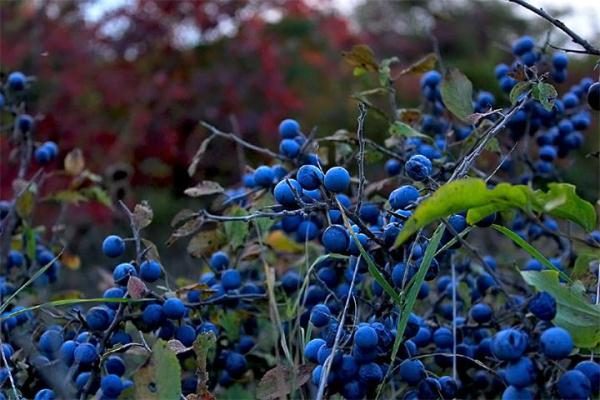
1, 15, 600, 400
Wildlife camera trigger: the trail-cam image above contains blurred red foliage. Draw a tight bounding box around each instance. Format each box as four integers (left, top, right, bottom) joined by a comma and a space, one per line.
0, 0, 360, 197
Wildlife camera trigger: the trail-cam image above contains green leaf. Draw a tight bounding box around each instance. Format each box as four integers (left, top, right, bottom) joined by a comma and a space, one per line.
389, 121, 433, 142
395, 178, 597, 246
533, 183, 597, 232
342, 44, 379, 72
378, 57, 399, 86
532, 82, 558, 111
44, 190, 88, 204
24, 224, 36, 262
224, 206, 249, 249
572, 251, 600, 279
398, 53, 437, 76
134, 339, 182, 400
395, 179, 532, 246
440, 68, 474, 121
509, 81, 532, 105
492, 224, 571, 283
193, 331, 217, 396
520, 270, 600, 348
389, 225, 445, 372
80, 186, 112, 207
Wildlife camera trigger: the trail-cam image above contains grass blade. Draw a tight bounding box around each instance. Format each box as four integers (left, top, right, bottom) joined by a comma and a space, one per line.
492, 224, 572, 283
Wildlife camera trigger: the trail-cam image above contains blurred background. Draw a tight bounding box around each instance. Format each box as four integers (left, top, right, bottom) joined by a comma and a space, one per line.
1, 0, 598, 295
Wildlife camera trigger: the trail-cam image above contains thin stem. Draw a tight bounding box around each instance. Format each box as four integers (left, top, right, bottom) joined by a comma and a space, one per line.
355, 102, 368, 213
449, 99, 527, 181
315, 255, 360, 400
508, 0, 600, 56
200, 121, 285, 161
451, 258, 457, 381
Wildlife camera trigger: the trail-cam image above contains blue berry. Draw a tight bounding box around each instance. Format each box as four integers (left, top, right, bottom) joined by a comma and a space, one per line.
221, 269, 242, 290
112, 263, 137, 284
142, 304, 165, 327
342, 380, 365, 400
418, 377, 442, 399
310, 304, 331, 328
321, 224, 349, 253
575, 360, 600, 394
74, 342, 98, 365
552, 53, 569, 70
512, 36, 535, 56
421, 71, 442, 88
33, 389, 55, 400
278, 118, 301, 139
103, 287, 125, 309
226, 351, 247, 378
491, 328, 527, 361
563, 92, 579, 108
105, 355, 126, 376
495, 64, 510, 79
297, 165, 324, 190
557, 370, 592, 400
59, 340, 77, 365
324, 166, 350, 193
38, 330, 63, 355
552, 69, 567, 83
528, 291, 556, 321
101, 374, 123, 398
540, 327, 573, 359
279, 139, 301, 158
209, 251, 229, 270
86, 306, 114, 331
505, 357, 536, 387
253, 165, 275, 187
405, 154, 432, 181
274, 178, 302, 208
175, 324, 197, 346
7, 250, 24, 268
502, 386, 534, 400
295, 221, 318, 243
304, 338, 326, 363
281, 270, 301, 293
400, 359, 426, 385
7, 71, 27, 91
470, 303, 493, 323
358, 362, 383, 385
140, 260, 162, 282
354, 325, 378, 349
101, 236, 125, 259
385, 159, 402, 176
538, 145, 557, 162
17, 114, 34, 133
163, 298, 186, 320
500, 76, 517, 92
339, 355, 359, 380
389, 185, 419, 209
35, 146, 52, 164
433, 327, 453, 348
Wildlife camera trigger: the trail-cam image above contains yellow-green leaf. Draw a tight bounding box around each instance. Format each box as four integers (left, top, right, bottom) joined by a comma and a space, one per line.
440, 68, 474, 122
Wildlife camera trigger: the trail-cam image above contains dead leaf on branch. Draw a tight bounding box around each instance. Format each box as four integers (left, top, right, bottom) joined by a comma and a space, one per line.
256, 364, 312, 400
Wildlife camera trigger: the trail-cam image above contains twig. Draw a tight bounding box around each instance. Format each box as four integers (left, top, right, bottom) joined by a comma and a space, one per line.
451, 258, 457, 381
508, 0, 600, 56
0, 333, 20, 399
118, 200, 142, 266
200, 121, 285, 161
315, 255, 360, 400
355, 102, 368, 212
449, 99, 527, 181
547, 43, 593, 54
